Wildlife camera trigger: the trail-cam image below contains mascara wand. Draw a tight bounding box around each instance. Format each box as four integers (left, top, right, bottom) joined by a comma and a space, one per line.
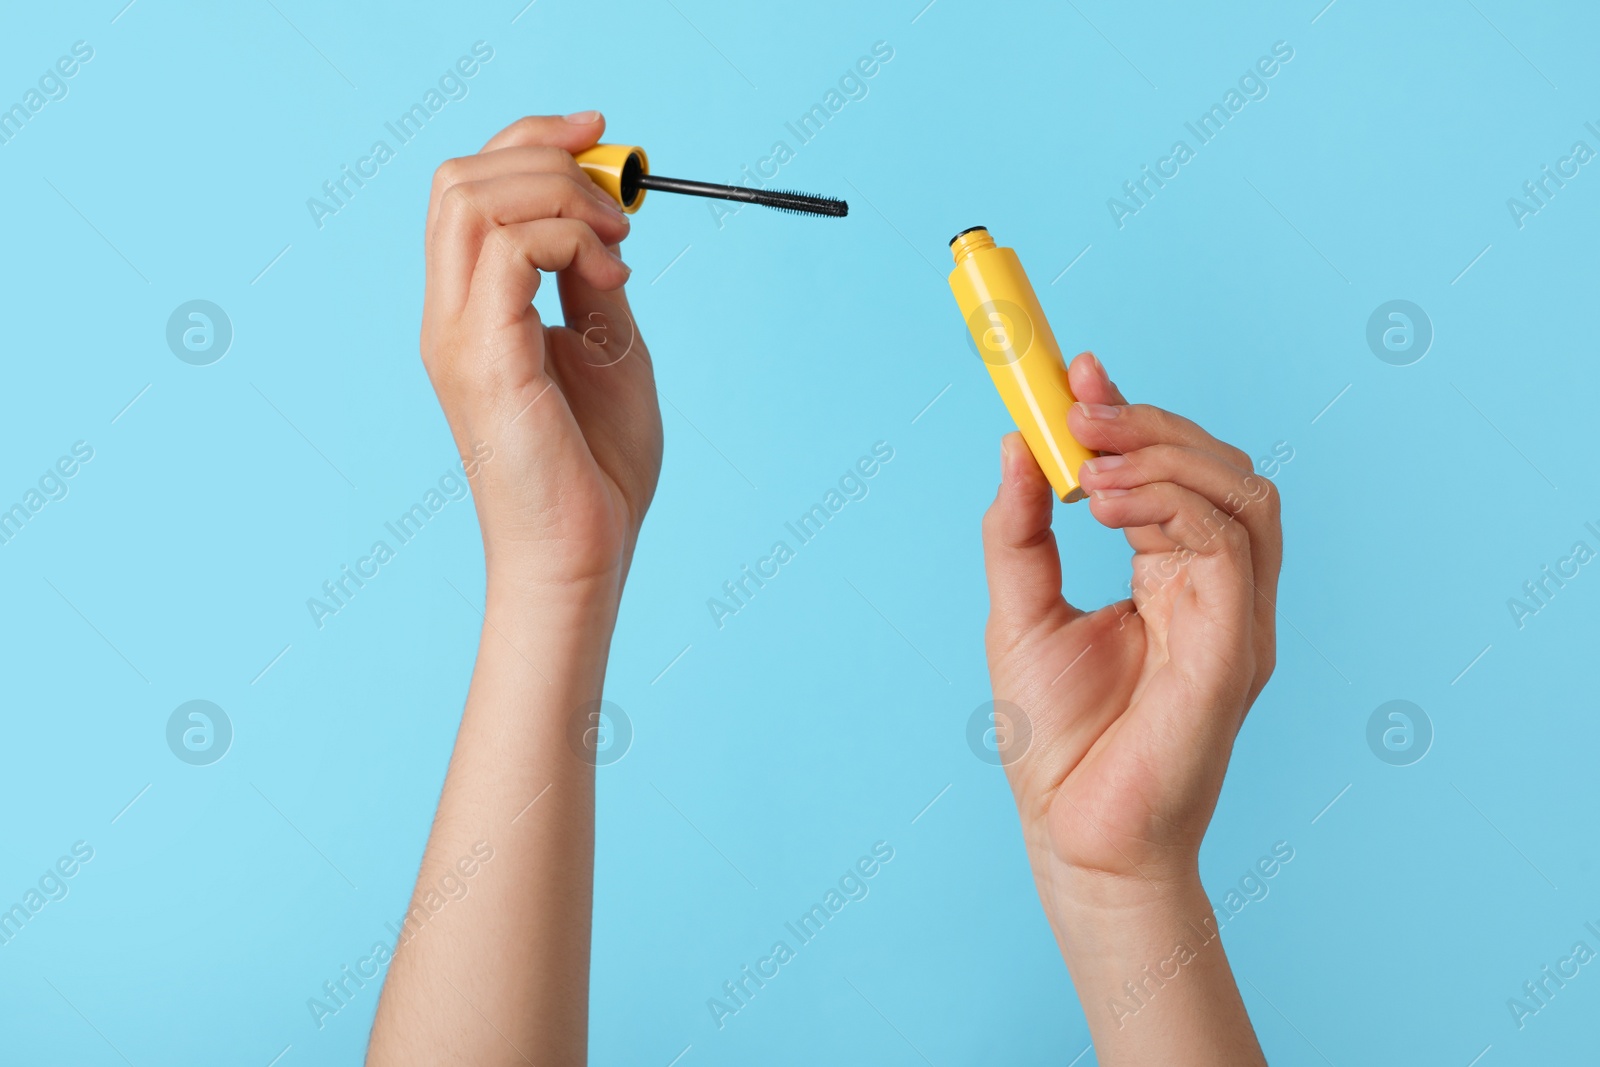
575, 143, 848, 218
638, 174, 848, 217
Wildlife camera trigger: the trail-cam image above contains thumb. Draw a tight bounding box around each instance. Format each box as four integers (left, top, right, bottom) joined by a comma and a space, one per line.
982, 434, 1078, 638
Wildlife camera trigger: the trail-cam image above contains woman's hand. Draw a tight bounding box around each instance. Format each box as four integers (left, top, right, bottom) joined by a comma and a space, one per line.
984, 350, 1280, 893
422, 110, 662, 601
370, 112, 659, 1067
981, 351, 1280, 1064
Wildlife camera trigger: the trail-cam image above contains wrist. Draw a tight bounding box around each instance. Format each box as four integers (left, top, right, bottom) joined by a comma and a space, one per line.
1041, 866, 1221, 994
483, 550, 626, 615
483, 571, 621, 637
1053, 865, 1203, 918
473, 574, 620, 743
1034, 857, 1212, 961
1040, 861, 1265, 1065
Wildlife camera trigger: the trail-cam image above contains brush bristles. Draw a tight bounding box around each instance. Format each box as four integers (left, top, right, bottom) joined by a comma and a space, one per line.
750, 189, 849, 217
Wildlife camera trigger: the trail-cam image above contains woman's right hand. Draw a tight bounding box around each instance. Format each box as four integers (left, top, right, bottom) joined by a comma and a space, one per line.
421, 111, 662, 601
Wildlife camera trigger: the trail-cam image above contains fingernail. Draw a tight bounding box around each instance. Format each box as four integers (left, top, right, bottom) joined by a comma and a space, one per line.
1092, 488, 1131, 499
609, 250, 631, 274
589, 185, 626, 214
564, 109, 601, 124
1001, 436, 1029, 478
1077, 403, 1121, 420
1083, 454, 1126, 474
1090, 352, 1110, 380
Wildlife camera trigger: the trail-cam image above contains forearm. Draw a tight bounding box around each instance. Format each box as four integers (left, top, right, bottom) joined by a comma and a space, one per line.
368, 578, 618, 1066
1041, 865, 1266, 1067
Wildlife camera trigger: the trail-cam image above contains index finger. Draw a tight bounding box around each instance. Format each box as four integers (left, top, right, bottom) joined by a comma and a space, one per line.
480, 111, 608, 154
1067, 401, 1254, 474
1066, 351, 1128, 406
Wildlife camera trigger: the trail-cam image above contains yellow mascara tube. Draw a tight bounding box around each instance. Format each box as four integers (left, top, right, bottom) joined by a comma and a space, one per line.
949, 226, 1095, 502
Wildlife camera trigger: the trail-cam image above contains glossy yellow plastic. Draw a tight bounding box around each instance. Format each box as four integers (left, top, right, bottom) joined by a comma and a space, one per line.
949, 227, 1094, 502
574, 144, 649, 213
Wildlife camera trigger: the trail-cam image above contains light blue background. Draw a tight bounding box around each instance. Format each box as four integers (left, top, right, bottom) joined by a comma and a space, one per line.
2, 0, 1596, 1063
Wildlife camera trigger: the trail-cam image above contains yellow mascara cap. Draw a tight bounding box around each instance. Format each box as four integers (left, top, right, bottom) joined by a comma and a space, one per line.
575, 144, 649, 214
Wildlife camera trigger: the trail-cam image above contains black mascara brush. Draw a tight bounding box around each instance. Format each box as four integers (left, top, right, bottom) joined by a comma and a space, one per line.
575, 143, 848, 218
635, 174, 847, 217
